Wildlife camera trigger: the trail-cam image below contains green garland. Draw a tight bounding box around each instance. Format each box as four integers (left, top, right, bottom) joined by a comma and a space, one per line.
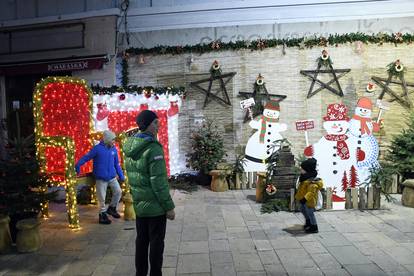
91, 84, 186, 96
125, 32, 414, 56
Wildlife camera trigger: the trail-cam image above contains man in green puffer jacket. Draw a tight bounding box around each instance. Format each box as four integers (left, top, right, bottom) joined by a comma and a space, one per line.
123, 110, 175, 276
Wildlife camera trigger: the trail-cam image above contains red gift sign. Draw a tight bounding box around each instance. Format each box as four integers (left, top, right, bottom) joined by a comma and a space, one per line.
295, 120, 315, 131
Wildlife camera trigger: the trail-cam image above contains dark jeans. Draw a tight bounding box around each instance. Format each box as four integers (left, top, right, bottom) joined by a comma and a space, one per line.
300, 202, 317, 225
135, 215, 167, 276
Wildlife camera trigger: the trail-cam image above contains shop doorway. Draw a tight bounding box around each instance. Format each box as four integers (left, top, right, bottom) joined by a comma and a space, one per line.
5, 73, 71, 140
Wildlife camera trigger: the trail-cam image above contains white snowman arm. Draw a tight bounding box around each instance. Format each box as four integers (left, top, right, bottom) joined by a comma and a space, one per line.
249, 119, 261, 129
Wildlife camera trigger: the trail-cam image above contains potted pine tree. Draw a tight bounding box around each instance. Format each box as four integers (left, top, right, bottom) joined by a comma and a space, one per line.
186, 120, 225, 185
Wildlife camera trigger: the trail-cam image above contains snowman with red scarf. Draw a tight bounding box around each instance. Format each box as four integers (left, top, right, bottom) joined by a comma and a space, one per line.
243, 100, 287, 172
304, 103, 365, 199
347, 97, 381, 184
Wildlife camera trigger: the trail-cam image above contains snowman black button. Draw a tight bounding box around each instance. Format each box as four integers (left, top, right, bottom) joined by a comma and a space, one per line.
268, 132, 271, 135
333, 162, 337, 165
333, 154, 337, 157
267, 145, 270, 148
268, 124, 272, 127
267, 139, 271, 142
333, 170, 338, 174
267, 151, 270, 154
358, 141, 361, 144
333, 146, 337, 149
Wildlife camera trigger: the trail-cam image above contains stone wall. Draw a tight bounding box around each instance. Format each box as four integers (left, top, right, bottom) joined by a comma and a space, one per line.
127, 44, 414, 167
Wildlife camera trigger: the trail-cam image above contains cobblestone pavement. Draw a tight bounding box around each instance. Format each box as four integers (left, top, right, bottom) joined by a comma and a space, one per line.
1, 188, 414, 276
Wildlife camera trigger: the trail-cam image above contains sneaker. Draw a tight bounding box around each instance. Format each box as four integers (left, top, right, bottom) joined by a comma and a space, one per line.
304, 219, 311, 230
107, 206, 121, 219
305, 224, 318, 234
99, 212, 112, 224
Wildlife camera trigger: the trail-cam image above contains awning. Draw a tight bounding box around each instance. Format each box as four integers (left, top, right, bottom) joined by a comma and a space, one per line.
0, 54, 108, 76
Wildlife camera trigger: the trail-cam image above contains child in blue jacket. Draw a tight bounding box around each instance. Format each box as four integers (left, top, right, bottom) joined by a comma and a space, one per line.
76, 130, 125, 224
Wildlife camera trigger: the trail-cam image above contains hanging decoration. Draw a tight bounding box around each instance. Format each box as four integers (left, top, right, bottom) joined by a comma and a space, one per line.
125, 32, 414, 56
372, 59, 414, 109
190, 60, 236, 108
300, 50, 351, 98
238, 74, 287, 122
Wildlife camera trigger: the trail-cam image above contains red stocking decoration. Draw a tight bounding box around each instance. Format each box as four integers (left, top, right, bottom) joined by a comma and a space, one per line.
168, 101, 179, 117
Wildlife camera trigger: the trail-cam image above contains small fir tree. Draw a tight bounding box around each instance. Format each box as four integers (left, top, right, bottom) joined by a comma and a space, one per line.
341, 171, 349, 192
186, 120, 225, 175
386, 112, 414, 180
349, 165, 359, 188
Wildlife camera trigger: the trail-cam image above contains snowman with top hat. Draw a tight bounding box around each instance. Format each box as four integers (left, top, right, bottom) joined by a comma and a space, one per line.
243, 100, 287, 172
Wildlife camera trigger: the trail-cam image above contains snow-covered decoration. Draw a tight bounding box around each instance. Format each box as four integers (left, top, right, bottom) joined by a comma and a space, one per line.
243, 100, 287, 172
92, 93, 185, 175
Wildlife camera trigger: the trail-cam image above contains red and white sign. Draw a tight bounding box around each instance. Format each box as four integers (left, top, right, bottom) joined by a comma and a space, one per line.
295, 119, 315, 131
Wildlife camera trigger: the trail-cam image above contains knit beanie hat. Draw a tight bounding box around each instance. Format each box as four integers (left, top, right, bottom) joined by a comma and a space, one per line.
103, 130, 116, 144
300, 158, 317, 174
136, 110, 158, 131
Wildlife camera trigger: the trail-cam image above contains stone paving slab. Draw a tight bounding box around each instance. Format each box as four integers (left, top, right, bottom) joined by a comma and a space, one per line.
2, 190, 414, 275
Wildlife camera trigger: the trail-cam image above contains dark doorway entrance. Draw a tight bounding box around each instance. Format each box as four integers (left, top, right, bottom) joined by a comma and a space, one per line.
5, 73, 71, 140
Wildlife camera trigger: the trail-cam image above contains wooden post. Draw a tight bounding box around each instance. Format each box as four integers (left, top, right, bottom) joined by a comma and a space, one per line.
345, 188, 352, 209
373, 185, 381, 209
391, 174, 398, 194
367, 186, 374, 209
326, 188, 333, 210
358, 187, 366, 210
351, 188, 359, 209
252, 172, 257, 188
235, 173, 241, 190
290, 188, 296, 212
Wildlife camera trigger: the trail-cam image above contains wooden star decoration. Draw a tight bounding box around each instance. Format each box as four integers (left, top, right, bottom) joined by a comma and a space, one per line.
190, 71, 236, 108
300, 62, 351, 99
239, 83, 287, 123
372, 75, 414, 109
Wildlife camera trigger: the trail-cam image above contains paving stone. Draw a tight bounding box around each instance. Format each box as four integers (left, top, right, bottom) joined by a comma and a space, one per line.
283, 267, 323, 275
317, 232, 352, 247
236, 271, 267, 276
180, 241, 209, 254
210, 251, 233, 264
112, 255, 135, 275
275, 248, 316, 269
229, 238, 256, 253
177, 254, 210, 274
382, 246, 414, 265
163, 255, 178, 268
162, 267, 176, 276
249, 229, 267, 240
263, 264, 288, 275
326, 245, 372, 265
232, 252, 264, 272
212, 262, 237, 276
368, 251, 410, 274
310, 253, 342, 269
227, 227, 251, 239
253, 240, 274, 251
182, 226, 209, 241
270, 236, 302, 249
344, 263, 387, 275
91, 264, 116, 276
209, 239, 230, 251
320, 268, 350, 275
258, 250, 280, 265
301, 241, 328, 254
